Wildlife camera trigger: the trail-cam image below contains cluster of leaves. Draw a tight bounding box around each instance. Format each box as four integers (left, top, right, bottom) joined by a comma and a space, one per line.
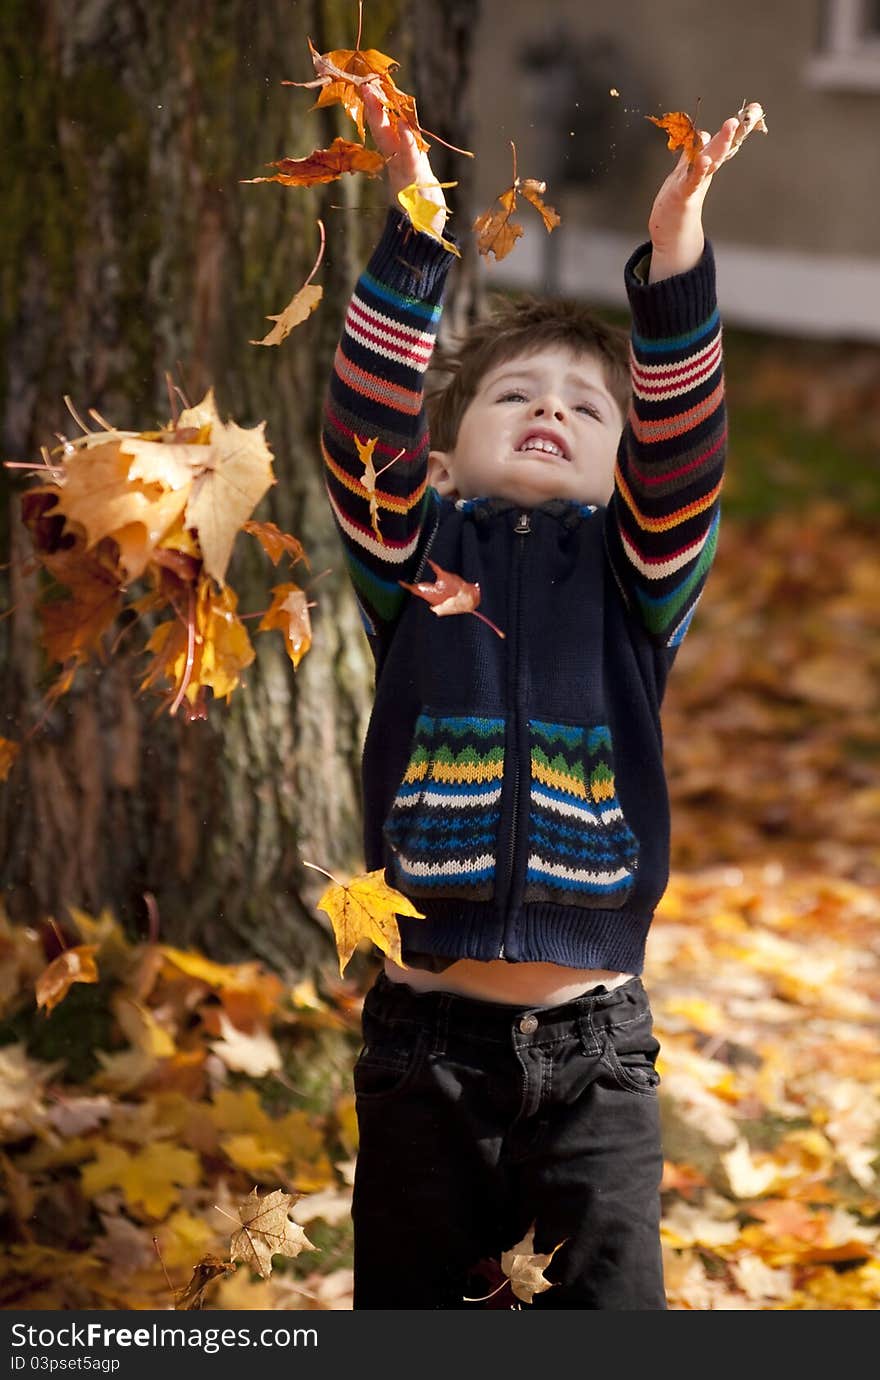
664, 502, 880, 882
1, 388, 315, 775
243, 8, 561, 267
0, 901, 362, 1310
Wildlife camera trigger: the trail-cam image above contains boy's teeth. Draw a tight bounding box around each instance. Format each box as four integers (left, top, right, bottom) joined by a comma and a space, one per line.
519, 439, 563, 456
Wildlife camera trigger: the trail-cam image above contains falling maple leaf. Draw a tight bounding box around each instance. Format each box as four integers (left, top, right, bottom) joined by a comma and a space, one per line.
0, 738, 20, 781
174, 1254, 235, 1310
646, 109, 705, 162
472, 142, 560, 263
243, 519, 309, 569
249, 286, 322, 348
396, 180, 460, 256
257, 584, 314, 670
399, 559, 506, 639
306, 863, 426, 974
35, 945, 100, 1016
228, 1186, 316, 1280
208, 1012, 283, 1079
501, 1224, 567, 1304
243, 137, 385, 188
353, 435, 405, 541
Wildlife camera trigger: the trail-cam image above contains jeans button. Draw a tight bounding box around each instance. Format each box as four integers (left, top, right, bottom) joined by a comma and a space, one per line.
518, 1014, 538, 1034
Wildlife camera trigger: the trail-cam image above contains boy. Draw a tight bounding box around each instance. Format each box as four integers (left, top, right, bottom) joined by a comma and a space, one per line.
321, 84, 739, 1308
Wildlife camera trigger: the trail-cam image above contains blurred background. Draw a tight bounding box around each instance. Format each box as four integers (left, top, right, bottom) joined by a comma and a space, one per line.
0, 0, 878, 1311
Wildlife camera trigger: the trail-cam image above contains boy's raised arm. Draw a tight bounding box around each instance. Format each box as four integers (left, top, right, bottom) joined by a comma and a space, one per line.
321, 88, 455, 653
607, 118, 738, 649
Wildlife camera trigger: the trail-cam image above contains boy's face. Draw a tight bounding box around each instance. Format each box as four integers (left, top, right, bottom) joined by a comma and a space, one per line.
428, 345, 624, 509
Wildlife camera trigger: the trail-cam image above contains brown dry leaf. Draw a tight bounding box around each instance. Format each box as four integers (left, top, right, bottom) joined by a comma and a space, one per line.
646, 109, 704, 162
500, 1224, 566, 1304
174, 1254, 235, 1310
35, 944, 100, 1015
243, 520, 309, 569
257, 584, 313, 669
0, 738, 20, 781
244, 137, 385, 188
354, 434, 382, 540
400, 559, 506, 638
724, 100, 768, 162
228, 1187, 316, 1280
312, 866, 427, 974
249, 284, 323, 348
473, 144, 559, 263
473, 189, 523, 263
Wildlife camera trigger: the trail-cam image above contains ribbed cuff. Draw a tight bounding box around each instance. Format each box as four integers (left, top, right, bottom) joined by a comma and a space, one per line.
366, 207, 459, 303
624, 238, 719, 340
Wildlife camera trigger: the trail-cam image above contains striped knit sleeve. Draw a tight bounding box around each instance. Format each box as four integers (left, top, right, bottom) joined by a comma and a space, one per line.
605, 239, 727, 649
321, 207, 457, 647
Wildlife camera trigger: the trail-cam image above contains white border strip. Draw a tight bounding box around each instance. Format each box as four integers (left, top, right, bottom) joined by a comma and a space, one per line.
480, 227, 880, 343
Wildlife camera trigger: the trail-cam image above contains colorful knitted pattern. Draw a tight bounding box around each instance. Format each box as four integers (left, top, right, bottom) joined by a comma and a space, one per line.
524, 721, 638, 906
607, 293, 726, 647
383, 714, 506, 898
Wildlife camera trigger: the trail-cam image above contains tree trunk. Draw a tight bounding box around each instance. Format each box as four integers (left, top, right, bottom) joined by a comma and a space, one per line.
0, 0, 481, 978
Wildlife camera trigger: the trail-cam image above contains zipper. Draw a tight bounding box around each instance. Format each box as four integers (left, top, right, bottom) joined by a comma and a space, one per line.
498, 510, 531, 957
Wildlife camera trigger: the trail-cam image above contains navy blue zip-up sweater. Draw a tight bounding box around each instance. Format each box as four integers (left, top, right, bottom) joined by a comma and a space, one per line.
321, 209, 726, 975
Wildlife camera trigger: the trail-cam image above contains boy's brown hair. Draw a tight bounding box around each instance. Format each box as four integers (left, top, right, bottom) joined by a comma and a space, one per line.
425, 293, 631, 452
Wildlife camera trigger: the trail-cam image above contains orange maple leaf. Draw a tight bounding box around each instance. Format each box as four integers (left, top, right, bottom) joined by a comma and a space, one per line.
36, 944, 100, 1015
472, 142, 560, 263
285, 33, 428, 152
646, 109, 704, 162
243, 520, 309, 569
243, 136, 385, 188
400, 559, 506, 639
257, 584, 314, 670
0, 738, 20, 782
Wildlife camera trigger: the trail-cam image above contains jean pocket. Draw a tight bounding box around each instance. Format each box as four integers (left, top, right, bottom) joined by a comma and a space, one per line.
382, 709, 505, 900
523, 719, 639, 908
599, 1014, 661, 1097
353, 1024, 428, 1101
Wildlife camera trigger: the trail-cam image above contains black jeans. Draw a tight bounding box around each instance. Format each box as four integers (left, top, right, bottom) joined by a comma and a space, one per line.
351, 969, 667, 1310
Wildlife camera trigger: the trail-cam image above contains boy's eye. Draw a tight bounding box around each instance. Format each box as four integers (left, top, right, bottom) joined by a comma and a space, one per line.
576, 404, 600, 418
497, 391, 527, 402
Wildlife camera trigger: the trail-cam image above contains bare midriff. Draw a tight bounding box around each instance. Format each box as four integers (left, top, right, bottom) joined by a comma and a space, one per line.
383, 956, 636, 1006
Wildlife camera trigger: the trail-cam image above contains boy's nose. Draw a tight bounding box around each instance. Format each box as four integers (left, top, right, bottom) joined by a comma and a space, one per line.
530, 400, 566, 421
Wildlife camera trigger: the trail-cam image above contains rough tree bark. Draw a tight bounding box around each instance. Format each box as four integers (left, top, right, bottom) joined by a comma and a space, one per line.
0, 0, 481, 977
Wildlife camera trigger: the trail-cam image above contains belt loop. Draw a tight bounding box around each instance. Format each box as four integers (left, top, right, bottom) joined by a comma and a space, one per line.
577, 1009, 600, 1056
431, 993, 450, 1057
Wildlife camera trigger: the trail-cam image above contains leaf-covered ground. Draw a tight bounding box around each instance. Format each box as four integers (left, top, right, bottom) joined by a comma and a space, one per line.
1, 497, 878, 1310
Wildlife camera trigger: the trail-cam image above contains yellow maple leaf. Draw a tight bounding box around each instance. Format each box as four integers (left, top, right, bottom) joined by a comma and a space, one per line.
167, 388, 276, 587
308, 864, 426, 974
81, 1141, 201, 1218
397, 180, 460, 256
228, 1187, 316, 1280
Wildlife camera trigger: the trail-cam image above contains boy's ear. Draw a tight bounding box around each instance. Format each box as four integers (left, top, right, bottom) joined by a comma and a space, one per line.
427, 448, 459, 498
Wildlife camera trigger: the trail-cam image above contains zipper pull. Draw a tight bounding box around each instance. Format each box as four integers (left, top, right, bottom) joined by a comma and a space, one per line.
514, 512, 531, 534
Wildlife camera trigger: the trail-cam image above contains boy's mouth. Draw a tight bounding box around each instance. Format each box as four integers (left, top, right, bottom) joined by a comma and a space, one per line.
515, 428, 571, 462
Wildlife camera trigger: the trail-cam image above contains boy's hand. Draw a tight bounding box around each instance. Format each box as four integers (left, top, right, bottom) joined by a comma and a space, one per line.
362, 84, 448, 237
647, 117, 739, 283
